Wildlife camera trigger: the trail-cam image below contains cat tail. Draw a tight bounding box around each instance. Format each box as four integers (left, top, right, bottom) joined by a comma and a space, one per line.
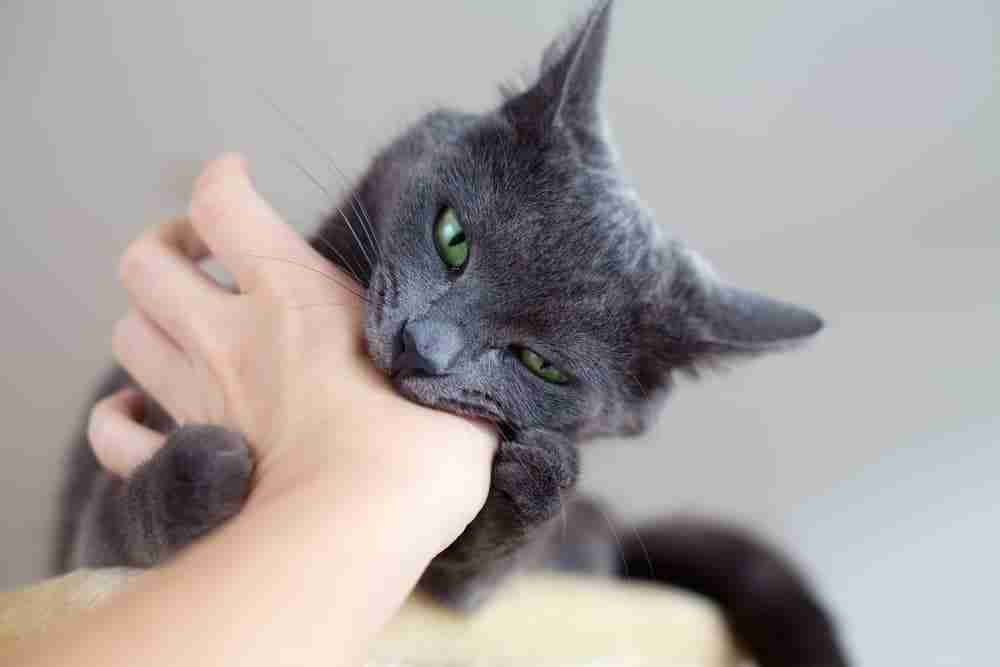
619, 516, 851, 667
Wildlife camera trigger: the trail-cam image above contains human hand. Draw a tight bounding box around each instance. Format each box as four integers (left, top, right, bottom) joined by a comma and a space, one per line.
91, 153, 494, 543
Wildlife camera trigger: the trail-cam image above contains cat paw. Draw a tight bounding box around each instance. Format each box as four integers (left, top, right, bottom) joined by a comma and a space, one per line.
492, 438, 575, 527
157, 425, 253, 539
418, 433, 578, 608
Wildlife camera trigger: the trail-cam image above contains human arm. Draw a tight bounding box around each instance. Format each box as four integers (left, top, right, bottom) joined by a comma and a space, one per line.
17, 154, 495, 667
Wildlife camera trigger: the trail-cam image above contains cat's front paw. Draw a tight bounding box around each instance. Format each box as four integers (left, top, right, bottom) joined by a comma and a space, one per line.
156, 425, 253, 544
492, 439, 575, 528
420, 432, 578, 609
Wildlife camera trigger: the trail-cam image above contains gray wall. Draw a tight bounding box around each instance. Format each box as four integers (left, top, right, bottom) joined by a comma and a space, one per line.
2, 2, 997, 665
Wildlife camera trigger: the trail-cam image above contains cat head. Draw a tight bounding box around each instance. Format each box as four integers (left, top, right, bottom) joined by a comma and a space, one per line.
333, 0, 821, 442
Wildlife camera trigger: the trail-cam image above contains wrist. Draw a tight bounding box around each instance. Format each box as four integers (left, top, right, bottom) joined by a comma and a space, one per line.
249, 395, 497, 554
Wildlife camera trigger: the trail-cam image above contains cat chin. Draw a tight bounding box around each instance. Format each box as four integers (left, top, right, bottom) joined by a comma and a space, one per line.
391, 374, 503, 426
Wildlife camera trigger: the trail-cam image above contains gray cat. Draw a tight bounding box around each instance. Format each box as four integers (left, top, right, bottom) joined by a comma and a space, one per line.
56, 3, 848, 665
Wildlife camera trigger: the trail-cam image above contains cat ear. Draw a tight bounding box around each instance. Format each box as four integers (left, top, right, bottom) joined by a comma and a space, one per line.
678, 250, 824, 353
695, 283, 824, 351
503, 0, 613, 133
620, 271, 822, 437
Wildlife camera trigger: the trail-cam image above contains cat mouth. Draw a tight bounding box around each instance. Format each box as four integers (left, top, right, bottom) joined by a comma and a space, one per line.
437, 398, 503, 424
391, 374, 505, 425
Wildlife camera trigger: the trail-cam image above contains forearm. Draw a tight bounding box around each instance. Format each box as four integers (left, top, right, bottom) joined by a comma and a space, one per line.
26, 155, 498, 666
21, 413, 493, 667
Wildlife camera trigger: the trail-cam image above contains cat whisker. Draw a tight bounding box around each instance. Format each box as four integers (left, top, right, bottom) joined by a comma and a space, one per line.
313, 232, 365, 286
349, 192, 378, 261
282, 154, 375, 275
592, 501, 629, 577
243, 253, 370, 303
628, 523, 654, 579
291, 210, 364, 286
626, 372, 648, 400
323, 162, 379, 263
259, 90, 380, 264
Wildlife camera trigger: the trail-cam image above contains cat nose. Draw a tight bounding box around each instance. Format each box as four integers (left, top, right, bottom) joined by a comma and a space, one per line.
396, 319, 464, 376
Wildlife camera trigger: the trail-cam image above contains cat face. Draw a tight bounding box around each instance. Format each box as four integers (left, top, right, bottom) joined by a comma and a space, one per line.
363, 109, 659, 439
339, 1, 822, 442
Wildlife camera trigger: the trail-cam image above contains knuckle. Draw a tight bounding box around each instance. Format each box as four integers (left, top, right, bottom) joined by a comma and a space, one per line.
189, 159, 237, 230
193, 320, 228, 367
194, 304, 244, 379
117, 237, 151, 286
189, 183, 228, 231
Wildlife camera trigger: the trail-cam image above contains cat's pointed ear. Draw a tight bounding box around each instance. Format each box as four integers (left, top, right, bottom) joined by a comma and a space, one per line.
622, 265, 823, 436
503, 0, 613, 133
676, 251, 824, 353
696, 283, 824, 351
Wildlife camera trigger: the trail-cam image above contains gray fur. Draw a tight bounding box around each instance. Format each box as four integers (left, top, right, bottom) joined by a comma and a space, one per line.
57, 2, 846, 665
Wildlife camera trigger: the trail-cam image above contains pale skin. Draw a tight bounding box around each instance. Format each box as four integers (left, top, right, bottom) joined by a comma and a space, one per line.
16, 154, 496, 667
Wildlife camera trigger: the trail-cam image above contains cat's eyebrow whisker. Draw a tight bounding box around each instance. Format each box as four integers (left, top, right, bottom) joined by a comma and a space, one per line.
314, 156, 379, 265
312, 229, 365, 286
242, 253, 370, 303
291, 210, 364, 285
332, 204, 375, 275
349, 192, 378, 260
320, 159, 379, 262
337, 176, 379, 262
258, 90, 380, 263
283, 154, 375, 274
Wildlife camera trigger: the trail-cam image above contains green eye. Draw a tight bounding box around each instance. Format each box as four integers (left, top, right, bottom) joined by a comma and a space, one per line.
434, 208, 468, 269
516, 347, 569, 384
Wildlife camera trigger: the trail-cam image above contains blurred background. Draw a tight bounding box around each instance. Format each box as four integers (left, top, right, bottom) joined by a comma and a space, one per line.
1, 1, 996, 664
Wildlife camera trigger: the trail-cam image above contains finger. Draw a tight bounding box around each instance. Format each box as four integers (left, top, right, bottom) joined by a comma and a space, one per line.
112, 310, 193, 421
118, 217, 232, 352
88, 388, 166, 478
188, 153, 320, 292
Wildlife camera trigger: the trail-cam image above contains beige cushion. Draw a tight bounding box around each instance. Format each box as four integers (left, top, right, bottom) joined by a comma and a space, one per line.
1, 569, 740, 666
